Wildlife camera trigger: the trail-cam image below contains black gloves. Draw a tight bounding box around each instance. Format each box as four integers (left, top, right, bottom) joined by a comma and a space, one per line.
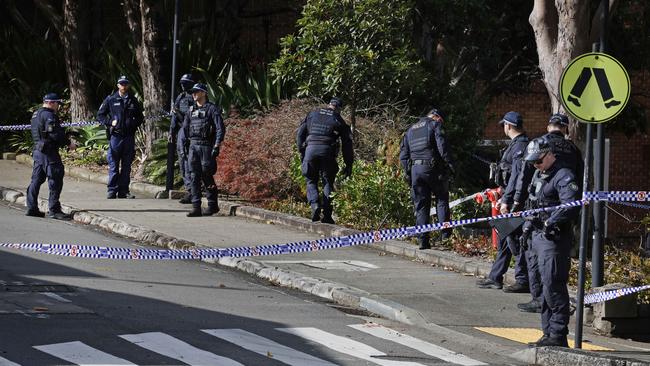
543, 222, 560, 240
520, 223, 532, 251
403, 170, 411, 184
342, 164, 353, 178
211, 144, 220, 159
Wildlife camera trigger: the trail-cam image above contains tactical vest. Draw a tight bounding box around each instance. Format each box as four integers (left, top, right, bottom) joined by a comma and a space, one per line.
407, 118, 436, 160
306, 109, 338, 145
177, 93, 193, 117
30, 109, 45, 143
188, 105, 213, 144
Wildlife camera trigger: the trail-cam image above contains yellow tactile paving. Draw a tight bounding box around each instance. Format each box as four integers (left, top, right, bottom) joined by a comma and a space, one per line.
474, 327, 612, 351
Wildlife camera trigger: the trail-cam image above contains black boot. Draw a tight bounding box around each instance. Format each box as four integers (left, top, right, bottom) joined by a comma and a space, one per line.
178, 192, 191, 204
533, 335, 568, 348
321, 206, 335, 224
203, 205, 219, 216
187, 206, 202, 217
518, 299, 542, 313
418, 237, 430, 250
310, 204, 321, 222
26, 209, 46, 218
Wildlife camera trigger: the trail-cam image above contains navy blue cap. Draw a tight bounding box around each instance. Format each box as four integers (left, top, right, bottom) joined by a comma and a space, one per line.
180, 74, 194, 83
548, 113, 569, 127
499, 111, 523, 128
189, 83, 208, 93
117, 75, 130, 84
43, 93, 63, 104
329, 97, 343, 108
427, 108, 446, 121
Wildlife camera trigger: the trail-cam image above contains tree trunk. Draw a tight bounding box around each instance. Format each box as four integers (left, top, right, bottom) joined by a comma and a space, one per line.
34, 0, 95, 122
529, 0, 618, 140
123, 0, 168, 178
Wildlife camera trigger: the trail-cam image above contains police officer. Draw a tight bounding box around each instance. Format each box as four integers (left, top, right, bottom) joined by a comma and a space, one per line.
399, 108, 454, 250
97, 75, 144, 199
476, 111, 530, 291
26, 93, 76, 220
516, 113, 584, 313
296, 98, 354, 224
522, 136, 581, 348
168, 73, 195, 204
179, 83, 225, 217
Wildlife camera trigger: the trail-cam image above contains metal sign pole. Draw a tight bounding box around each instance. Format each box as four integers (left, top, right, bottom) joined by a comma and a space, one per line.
166, 0, 181, 193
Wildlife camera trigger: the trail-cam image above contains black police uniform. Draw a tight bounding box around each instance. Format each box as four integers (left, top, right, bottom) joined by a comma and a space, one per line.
296, 106, 353, 224
180, 100, 225, 216
170, 91, 194, 194
26, 105, 69, 217
97, 91, 144, 198
399, 111, 454, 249
523, 138, 581, 347
486, 133, 530, 288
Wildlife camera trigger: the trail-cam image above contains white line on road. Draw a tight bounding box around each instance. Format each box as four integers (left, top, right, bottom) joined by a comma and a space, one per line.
42, 292, 72, 303
119, 331, 243, 366
348, 323, 487, 366
0, 356, 21, 366
202, 328, 337, 366
33, 341, 136, 366
277, 327, 426, 366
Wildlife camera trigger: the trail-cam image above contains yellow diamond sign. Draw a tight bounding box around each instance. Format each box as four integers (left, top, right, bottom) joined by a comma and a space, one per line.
559, 52, 630, 123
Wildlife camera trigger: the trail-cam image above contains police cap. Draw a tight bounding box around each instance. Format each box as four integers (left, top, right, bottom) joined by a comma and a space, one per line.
189, 83, 208, 93
427, 108, 446, 121
548, 113, 569, 127
43, 93, 63, 104
180, 74, 194, 83
117, 75, 130, 85
329, 97, 343, 108
499, 111, 523, 128
524, 136, 552, 162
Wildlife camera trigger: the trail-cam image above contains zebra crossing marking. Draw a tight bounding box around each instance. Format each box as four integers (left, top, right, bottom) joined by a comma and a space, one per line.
119, 331, 243, 366
33, 341, 136, 366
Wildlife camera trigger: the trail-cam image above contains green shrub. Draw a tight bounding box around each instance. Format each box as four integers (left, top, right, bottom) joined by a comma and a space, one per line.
333, 160, 413, 230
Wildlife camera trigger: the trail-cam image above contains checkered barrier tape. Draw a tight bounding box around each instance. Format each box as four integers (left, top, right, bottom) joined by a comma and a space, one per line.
610, 201, 650, 210
0, 112, 171, 132
584, 285, 650, 305
583, 190, 649, 202
0, 191, 645, 260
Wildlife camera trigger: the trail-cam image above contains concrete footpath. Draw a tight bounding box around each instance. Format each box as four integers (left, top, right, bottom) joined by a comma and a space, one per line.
1, 156, 649, 366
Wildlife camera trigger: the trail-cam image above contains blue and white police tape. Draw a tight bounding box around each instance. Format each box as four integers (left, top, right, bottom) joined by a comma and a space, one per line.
0, 190, 647, 261
584, 285, 650, 305
0, 112, 171, 132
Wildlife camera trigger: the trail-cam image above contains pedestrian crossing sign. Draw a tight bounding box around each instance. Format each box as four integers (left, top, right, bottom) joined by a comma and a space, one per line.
559, 52, 630, 123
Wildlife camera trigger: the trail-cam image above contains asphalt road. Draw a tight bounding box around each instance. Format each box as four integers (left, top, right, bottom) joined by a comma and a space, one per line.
0, 202, 517, 366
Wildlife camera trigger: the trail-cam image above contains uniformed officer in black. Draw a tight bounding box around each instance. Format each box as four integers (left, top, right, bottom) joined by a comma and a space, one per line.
296, 98, 354, 224
477, 111, 530, 292
168, 73, 195, 204
399, 108, 454, 249
26, 93, 76, 220
179, 83, 225, 217
516, 113, 584, 314
522, 136, 581, 348
97, 75, 144, 199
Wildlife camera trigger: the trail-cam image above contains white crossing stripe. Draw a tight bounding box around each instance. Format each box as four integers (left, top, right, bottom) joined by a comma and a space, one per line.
33, 341, 136, 366
202, 328, 337, 366
0, 356, 21, 366
119, 332, 243, 366
278, 327, 426, 366
349, 324, 486, 366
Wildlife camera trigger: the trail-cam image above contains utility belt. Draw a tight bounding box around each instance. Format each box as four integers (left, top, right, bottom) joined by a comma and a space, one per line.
411, 158, 439, 167
34, 140, 54, 153
189, 138, 212, 146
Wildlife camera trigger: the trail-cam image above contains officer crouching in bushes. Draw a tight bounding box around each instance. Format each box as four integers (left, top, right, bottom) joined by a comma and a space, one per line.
521, 136, 581, 348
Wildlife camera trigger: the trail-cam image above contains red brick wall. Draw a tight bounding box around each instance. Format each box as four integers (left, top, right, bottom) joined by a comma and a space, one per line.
483, 73, 650, 237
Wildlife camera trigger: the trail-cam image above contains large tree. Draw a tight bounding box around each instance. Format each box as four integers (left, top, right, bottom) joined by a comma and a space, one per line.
529, 0, 619, 138
34, 0, 95, 122
122, 0, 168, 174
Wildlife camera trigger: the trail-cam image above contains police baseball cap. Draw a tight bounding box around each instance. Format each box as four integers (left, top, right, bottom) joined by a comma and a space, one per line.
499, 111, 523, 128
189, 83, 208, 93
427, 108, 446, 121
180, 74, 194, 83
117, 75, 130, 84
524, 136, 552, 162
43, 93, 63, 104
329, 97, 343, 108
548, 113, 569, 127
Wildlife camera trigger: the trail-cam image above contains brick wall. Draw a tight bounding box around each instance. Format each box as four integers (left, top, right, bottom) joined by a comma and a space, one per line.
483, 73, 650, 237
